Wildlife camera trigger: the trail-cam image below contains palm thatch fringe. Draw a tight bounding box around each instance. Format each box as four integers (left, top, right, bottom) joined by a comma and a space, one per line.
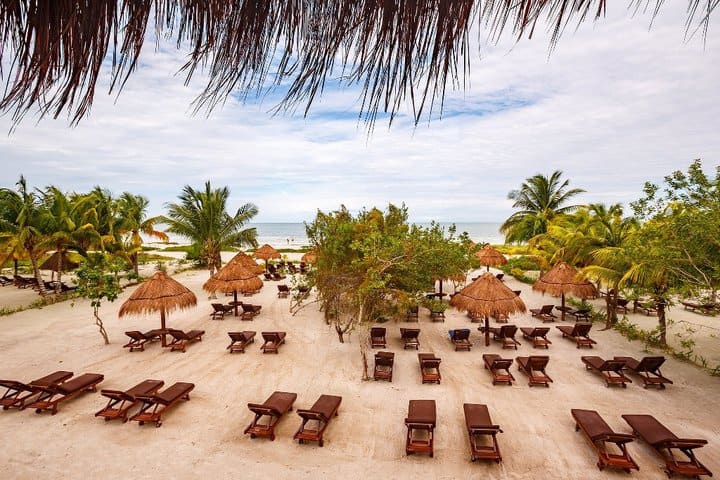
253, 244, 280, 261
474, 245, 508, 267
203, 263, 263, 294
0, 1, 712, 125
450, 272, 526, 317
532, 261, 596, 298
229, 252, 264, 274
118, 271, 197, 317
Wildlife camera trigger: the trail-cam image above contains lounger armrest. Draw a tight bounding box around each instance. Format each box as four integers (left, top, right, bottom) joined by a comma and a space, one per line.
469, 425, 503, 434
601, 433, 636, 444
0, 380, 25, 390
296, 409, 328, 423
404, 420, 435, 428
247, 403, 279, 417
662, 438, 708, 449
134, 394, 159, 405
100, 389, 135, 402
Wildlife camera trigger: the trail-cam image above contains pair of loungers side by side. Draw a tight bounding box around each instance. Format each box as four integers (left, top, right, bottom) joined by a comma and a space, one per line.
370, 351, 441, 384
123, 328, 205, 353
244, 391, 341, 446
483, 354, 552, 387
371, 327, 421, 350
572, 410, 712, 477
405, 400, 503, 462
0, 371, 104, 415
581, 356, 673, 389
227, 331, 286, 353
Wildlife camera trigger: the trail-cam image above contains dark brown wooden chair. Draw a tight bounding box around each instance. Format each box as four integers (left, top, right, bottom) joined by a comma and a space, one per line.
464, 403, 503, 462
581, 356, 632, 387
245, 391, 297, 440
123, 329, 164, 352
406, 305, 419, 322
635, 300, 658, 316
277, 284, 290, 298
405, 400, 436, 457
482, 354, 514, 386
449, 329, 472, 351
95, 379, 164, 423
241, 303, 262, 320
557, 322, 596, 348
209, 302, 234, 319
615, 298, 630, 314
0, 371, 73, 410
400, 328, 420, 350
487, 324, 521, 349
227, 331, 256, 353
293, 394, 342, 446
622, 414, 712, 478
613, 356, 673, 389
680, 300, 718, 315
373, 352, 394, 382
530, 304, 557, 322
261, 331, 286, 353
418, 353, 441, 384
130, 382, 194, 427
166, 328, 205, 352
520, 327, 552, 348
25, 373, 104, 415
370, 327, 386, 348
516, 356, 552, 387
571, 409, 639, 472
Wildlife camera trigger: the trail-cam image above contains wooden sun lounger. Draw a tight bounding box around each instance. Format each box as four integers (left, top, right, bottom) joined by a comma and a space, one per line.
261, 331, 286, 353
516, 356, 552, 387
25, 373, 104, 415
123, 329, 164, 352
615, 298, 630, 314
0, 275, 13, 286
570, 308, 592, 321
95, 379, 164, 422
520, 327, 552, 348
400, 328, 420, 350
482, 354, 514, 386
418, 353, 441, 384
166, 328, 205, 352
449, 329, 472, 351
241, 303, 262, 320
487, 324, 521, 349
571, 409, 639, 472
530, 305, 557, 322
464, 403, 503, 462
245, 391, 298, 440
277, 284, 290, 298
557, 322, 596, 348
581, 356, 632, 388
209, 302, 234, 319
622, 414, 712, 478
613, 356, 673, 389
130, 382, 194, 427
680, 300, 718, 315
370, 327, 387, 348
227, 331, 256, 353
294, 394, 342, 446
406, 306, 419, 322
0, 371, 73, 410
405, 400, 436, 457
635, 300, 658, 316
374, 351, 394, 382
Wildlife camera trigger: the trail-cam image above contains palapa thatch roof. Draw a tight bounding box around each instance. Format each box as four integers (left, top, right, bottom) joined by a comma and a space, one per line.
450, 272, 526, 317
203, 263, 263, 295
229, 252, 264, 274
0, 1, 710, 126
301, 250, 317, 263
118, 271, 197, 317
533, 262, 597, 298
253, 244, 280, 261
39, 251, 79, 272
474, 245, 508, 267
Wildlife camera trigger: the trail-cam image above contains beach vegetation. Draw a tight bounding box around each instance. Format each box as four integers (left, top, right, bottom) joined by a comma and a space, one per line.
162, 182, 259, 277
74, 253, 123, 344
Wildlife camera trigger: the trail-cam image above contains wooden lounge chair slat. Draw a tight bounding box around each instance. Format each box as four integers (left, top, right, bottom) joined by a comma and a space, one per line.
571, 409, 639, 472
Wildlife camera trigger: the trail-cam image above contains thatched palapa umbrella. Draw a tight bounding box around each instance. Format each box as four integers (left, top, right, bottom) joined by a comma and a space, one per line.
230, 251, 264, 275
39, 251, 79, 272
450, 272, 526, 346
204, 262, 263, 316
118, 271, 197, 347
301, 250, 317, 263
474, 245, 508, 272
533, 262, 597, 321
253, 244, 281, 271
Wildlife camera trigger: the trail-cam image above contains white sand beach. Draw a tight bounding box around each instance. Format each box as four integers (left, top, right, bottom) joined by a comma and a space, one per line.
1, 262, 718, 479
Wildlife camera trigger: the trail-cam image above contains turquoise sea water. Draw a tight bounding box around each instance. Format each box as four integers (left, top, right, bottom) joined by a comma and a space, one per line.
160, 222, 505, 248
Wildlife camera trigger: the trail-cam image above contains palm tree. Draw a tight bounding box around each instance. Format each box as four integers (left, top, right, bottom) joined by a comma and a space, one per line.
501, 170, 585, 243
162, 182, 259, 276
117, 193, 168, 276
0, 176, 49, 295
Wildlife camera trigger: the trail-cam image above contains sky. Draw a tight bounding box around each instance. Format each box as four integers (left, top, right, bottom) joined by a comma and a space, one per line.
0, 4, 718, 223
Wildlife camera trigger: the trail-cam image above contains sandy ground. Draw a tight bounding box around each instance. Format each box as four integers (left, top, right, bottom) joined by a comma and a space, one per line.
0, 260, 718, 479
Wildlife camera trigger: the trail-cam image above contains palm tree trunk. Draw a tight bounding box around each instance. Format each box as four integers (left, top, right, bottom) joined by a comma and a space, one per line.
132, 252, 139, 277
55, 251, 63, 294
13, 259, 18, 275
656, 298, 667, 347
605, 286, 619, 329
29, 254, 47, 296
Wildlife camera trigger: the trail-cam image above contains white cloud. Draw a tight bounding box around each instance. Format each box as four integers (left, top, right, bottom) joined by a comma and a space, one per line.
0, 4, 717, 222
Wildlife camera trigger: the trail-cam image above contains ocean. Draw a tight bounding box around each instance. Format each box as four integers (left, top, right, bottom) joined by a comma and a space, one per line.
156, 222, 504, 248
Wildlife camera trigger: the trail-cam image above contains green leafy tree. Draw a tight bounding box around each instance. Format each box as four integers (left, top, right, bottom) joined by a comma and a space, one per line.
501, 170, 585, 243
75, 253, 123, 344
162, 182, 258, 276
